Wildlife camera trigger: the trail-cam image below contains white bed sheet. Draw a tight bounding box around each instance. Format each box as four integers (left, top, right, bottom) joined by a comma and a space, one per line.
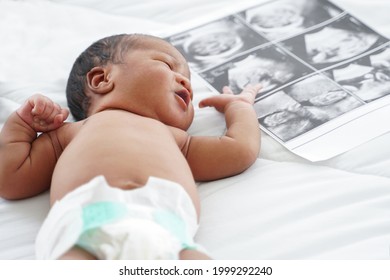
0, 0, 389, 260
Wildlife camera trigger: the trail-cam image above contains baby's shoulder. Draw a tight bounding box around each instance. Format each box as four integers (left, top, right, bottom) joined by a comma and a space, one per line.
168, 125, 190, 152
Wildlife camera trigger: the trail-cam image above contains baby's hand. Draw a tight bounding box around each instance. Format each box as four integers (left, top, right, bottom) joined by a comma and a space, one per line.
199, 84, 261, 113
16, 94, 69, 132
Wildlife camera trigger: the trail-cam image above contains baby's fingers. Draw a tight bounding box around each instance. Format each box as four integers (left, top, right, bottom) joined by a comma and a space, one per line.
51, 112, 68, 128
198, 95, 218, 108
17, 94, 49, 125
30, 96, 50, 116
31, 95, 58, 119
222, 86, 234, 95
241, 84, 262, 97
52, 108, 70, 127
198, 94, 229, 113
36, 105, 69, 131
25, 94, 68, 132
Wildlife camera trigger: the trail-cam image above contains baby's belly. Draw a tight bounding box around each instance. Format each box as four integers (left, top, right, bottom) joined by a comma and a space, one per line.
50, 145, 200, 216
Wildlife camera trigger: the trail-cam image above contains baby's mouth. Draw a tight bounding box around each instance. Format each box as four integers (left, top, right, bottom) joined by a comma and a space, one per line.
175, 90, 190, 108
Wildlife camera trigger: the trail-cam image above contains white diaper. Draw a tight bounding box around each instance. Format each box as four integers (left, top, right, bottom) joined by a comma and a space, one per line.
35, 175, 200, 260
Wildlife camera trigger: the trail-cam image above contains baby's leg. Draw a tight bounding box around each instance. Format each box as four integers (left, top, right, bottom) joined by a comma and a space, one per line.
179, 249, 212, 260
59, 247, 211, 260
59, 246, 97, 260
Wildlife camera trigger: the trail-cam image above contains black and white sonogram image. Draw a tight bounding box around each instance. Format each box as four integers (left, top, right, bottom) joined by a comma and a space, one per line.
201, 44, 313, 95
282, 15, 388, 68
327, 44, 390, 102
237, 0, 343, 41
166, 15, 268, 71
255, 91, 321, 142
256, 74, 364, 142
284, 74, 363, 119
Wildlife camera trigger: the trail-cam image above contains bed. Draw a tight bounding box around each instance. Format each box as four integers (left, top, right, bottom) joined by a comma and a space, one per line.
1, 0, 389, 260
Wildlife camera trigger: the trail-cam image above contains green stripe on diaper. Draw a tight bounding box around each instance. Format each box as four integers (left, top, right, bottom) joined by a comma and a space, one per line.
153, 210, 195, 250
81, 201, 128, 232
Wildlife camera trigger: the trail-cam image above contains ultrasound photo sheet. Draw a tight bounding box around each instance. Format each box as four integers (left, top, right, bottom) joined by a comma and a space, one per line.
163, 0, 390, 161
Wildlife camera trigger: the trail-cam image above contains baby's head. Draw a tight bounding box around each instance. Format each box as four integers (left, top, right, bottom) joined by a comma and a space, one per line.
66, 34, 135, 121
66, 34, 194, 130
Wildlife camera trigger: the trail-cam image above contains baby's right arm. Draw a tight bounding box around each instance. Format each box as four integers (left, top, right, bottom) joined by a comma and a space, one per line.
184, 84, 261, 181
0, 94, 69, 199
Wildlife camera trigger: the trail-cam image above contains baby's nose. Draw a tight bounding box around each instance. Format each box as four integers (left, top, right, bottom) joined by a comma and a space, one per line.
176, 74, 193, 98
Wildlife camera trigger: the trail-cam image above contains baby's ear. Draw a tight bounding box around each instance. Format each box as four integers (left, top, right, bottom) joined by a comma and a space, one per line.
86, 66, 114, 95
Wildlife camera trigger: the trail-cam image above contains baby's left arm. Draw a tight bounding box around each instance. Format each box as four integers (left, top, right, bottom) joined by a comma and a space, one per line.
185, 84, 261, 181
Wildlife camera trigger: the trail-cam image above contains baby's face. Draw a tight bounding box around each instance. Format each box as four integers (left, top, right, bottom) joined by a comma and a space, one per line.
109, 36, 194, 130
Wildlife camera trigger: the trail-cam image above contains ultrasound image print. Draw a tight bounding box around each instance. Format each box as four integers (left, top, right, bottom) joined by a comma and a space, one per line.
282, 15, 388, 68
164, 0, 390, 151
284, 74, 364, 119
200, 44, 313, 95
256, 74, 364, 142
255, 91, 322, 142
237, 0, 344, 41
166, 15, 269, 72
327, 44, 390, 102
